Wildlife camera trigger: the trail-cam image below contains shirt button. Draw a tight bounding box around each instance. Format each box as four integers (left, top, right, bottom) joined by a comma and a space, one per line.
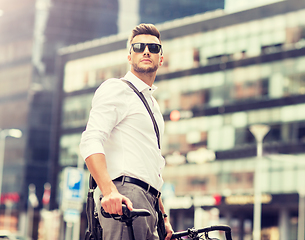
149, 88, 151, 91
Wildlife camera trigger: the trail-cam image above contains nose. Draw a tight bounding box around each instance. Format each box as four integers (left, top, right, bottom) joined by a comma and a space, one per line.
143, 45, 150, 55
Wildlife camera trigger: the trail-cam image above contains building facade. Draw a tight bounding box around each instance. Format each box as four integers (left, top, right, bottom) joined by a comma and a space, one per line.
0, 0, 119, 234
118, 0, 225, 33
55, 0, 305, 239
0, 0, 227, 235
139, 0, 224, 25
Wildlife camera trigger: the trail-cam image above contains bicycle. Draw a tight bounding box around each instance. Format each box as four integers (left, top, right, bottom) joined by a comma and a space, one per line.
101, 204, 232, 240
84, 175, 232, 240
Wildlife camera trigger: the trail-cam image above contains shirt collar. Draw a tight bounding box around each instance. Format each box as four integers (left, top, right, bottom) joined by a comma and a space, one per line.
123, 71, 158, 94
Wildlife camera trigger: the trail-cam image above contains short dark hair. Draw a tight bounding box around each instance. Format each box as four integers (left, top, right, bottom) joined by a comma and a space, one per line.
129, 23, 161, 44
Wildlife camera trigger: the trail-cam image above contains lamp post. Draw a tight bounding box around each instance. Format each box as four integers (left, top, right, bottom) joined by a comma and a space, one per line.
249, 124, 270, 240
0, 129, 23, 201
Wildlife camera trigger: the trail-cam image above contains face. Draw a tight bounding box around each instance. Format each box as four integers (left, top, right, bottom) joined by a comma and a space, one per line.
128, 34, 163, 74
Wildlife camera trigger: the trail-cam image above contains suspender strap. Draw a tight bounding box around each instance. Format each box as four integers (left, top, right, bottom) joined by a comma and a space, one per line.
121, 79, 161, 149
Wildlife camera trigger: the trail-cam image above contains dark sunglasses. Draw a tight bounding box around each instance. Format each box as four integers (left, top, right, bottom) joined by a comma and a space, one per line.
130, 43, 162, 54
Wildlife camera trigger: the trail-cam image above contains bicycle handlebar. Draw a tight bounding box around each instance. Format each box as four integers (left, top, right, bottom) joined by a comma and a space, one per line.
171, 225, 232, 240
100, 204, 151, 221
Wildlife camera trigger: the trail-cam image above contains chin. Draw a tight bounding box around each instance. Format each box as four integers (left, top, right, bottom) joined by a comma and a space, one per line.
134, 65, 158, 73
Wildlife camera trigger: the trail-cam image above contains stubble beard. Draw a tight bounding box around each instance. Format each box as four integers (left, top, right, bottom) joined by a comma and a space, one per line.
132, 62, 158, 74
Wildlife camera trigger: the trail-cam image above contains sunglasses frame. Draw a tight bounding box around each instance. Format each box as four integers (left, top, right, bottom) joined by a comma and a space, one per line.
130, 43, 163, 54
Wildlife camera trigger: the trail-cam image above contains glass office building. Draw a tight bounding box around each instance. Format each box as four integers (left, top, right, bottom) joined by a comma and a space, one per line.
0, 0, 226, 234
0, 0, 119, 234
55, 0, 305, 239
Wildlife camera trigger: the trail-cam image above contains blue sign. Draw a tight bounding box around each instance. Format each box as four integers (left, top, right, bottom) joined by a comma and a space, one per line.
63, 167, 85, 202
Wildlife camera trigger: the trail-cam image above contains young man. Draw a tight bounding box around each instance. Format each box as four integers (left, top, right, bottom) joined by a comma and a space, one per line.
80, 23, 173, 240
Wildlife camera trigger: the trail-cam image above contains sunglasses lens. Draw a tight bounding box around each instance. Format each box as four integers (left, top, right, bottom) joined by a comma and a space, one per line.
148, 44, 161, 53
132, 43, 162, 54
132, 43, 145, 53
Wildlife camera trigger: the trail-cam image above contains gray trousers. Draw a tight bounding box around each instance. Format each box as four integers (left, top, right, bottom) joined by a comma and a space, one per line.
97, 181, 159, 240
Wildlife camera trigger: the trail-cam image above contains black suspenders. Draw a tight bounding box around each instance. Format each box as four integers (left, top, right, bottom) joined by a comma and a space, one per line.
121, 79, 161, 149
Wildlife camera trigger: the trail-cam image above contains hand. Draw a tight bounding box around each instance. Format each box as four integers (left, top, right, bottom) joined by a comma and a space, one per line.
101, 191, 133, 215
164, 218, 174, 240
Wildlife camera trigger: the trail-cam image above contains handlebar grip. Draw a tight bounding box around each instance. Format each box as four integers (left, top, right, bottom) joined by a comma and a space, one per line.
101, 204, 151, 219
100, 208, 112, 218
100, 205, 128, 218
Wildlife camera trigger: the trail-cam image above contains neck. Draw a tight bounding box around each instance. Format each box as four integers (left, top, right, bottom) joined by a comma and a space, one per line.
131, 70, 157, 87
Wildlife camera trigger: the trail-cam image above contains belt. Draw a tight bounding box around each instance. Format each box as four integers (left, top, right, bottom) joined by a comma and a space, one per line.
113, 176, 161, 198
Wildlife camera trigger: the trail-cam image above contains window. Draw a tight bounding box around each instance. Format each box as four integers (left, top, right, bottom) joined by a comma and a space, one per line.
62, 94, 93, 129
265, 125, 281, 143
59, 134, 81, 166
235, 128, 253, 146
180, 90, 206, 110
193, 48, 200, 66
297, 125, 305, 142
64, 49, 127, 92
261, 43, 283, 55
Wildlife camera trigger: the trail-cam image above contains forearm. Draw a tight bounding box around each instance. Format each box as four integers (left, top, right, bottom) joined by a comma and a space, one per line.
85, 153, 133, 214
159, 197, 173, 240
159, 198, 170, 221
85, 153, 118, 196
158, 197, 166, 214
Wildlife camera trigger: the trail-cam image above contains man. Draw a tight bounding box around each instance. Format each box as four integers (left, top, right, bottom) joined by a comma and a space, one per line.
80, 23, 173, 240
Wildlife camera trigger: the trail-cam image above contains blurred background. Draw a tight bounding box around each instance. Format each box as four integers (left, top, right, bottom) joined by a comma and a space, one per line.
1, 0, 305, 239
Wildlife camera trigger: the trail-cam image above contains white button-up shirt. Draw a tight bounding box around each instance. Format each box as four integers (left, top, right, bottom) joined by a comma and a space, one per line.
80, 71, 165, 190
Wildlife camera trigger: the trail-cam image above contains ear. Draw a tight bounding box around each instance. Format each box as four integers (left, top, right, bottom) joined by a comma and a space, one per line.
127, 54, 131, 64
159, 55, 164, 66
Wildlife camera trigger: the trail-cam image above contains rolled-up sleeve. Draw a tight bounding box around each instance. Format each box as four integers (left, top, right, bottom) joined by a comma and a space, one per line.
79, 79, 128, 161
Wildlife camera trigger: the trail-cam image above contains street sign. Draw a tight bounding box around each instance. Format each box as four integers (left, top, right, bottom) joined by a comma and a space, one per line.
61, 167, 85, 211
63, 209, 81, 223
63, 167, 84, 201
